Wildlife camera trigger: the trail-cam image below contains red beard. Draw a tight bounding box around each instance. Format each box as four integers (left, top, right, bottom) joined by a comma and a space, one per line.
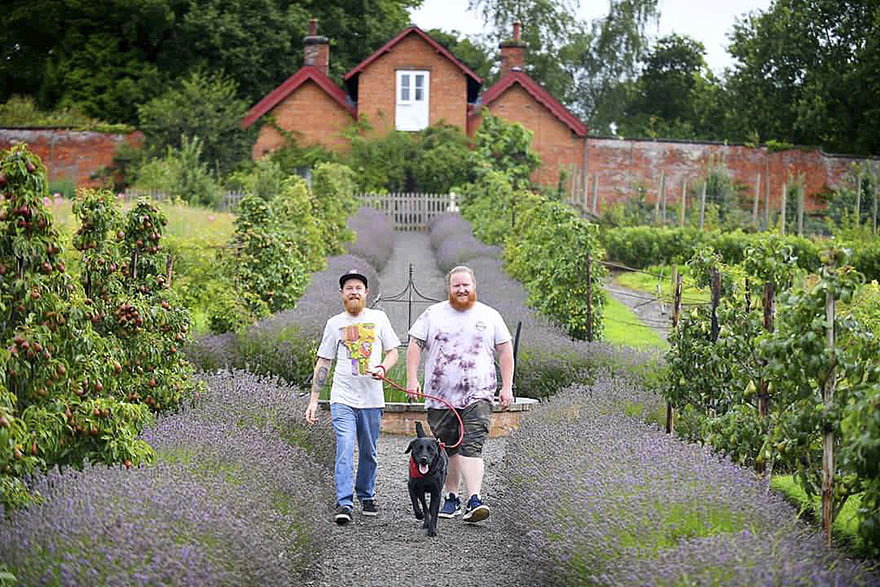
344, 296, 366, 315
449, 289, 476, 311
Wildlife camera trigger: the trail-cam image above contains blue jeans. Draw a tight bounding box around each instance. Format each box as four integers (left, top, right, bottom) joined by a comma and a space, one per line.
330, 403, 383, 508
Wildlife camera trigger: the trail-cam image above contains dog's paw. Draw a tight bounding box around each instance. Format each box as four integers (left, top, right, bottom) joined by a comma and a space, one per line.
427, 526, 437, 537
413, 508, 424, 520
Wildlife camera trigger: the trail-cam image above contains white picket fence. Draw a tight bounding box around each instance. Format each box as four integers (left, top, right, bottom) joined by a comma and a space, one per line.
355, 192, 459, 231
118, 189, 246, 210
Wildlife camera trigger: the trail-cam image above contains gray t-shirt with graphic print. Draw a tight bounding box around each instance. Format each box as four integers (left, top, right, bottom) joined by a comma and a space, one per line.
408, 301, 511, 410
317, 307, 401, 409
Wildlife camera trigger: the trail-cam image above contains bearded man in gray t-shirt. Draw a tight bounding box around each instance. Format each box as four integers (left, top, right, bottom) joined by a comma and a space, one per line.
305, 270, 400, 525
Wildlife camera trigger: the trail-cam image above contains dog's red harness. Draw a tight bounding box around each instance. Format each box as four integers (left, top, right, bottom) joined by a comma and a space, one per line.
378, 373, 464, 450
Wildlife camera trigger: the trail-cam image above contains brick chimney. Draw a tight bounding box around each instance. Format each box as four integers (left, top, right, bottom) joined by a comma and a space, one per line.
303, 18, 330, 76
499, 22, 526, 78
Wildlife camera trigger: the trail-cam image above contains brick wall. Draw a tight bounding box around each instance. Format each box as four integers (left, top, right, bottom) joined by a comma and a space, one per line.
579, 138, 879, 213
0, 129, 142, 187
356, 33, 469, 136
252, 80, 354, 158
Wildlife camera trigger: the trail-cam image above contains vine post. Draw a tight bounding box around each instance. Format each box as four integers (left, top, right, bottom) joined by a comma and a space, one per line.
699, 181, 707, 230
873, 173, 878, 235
667, 266, 682, 434
822, 275, 836, 547
753, 171, 761, 226
758, 281, 775, 418
654, 171, 663, 224
797, 184, 805, 236
679, 180, 687, 227
855, 168, 862, 226
780, 181, 787, 236
591, 174, 599, 215
710, 269, 721, 342
585, 254, 593, 342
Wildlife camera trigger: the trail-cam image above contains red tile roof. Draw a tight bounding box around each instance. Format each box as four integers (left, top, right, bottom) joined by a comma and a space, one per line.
344, 26, 482, 84
474, 71, 588, 137
241, 66, 355, 130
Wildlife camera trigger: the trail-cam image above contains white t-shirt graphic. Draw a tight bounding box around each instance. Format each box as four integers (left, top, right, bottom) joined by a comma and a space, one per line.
408, 301, 511, 409
317, 308, 401, 408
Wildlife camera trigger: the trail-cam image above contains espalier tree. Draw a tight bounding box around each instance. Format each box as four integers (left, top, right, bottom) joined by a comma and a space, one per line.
0, 147, 154, 508
74, 190, 203, 414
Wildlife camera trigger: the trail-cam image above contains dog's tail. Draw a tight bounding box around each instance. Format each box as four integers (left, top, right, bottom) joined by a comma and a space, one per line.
415, 421, 427, 438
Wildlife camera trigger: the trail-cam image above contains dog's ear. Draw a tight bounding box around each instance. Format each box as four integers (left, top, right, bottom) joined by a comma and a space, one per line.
415, 421, 426, 438
405, 440, 414, 454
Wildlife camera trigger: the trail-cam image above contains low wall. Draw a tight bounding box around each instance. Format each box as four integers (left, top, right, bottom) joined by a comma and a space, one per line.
319, 398, 536, 437
0, 128, 142, 187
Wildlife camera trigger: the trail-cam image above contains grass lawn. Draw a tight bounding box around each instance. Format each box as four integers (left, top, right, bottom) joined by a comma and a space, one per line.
603, 295, 668, 350
616, 265, 710, 305
771, 474, 866, 555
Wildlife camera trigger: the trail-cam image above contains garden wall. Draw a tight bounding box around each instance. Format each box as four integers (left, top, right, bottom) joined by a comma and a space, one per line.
0, 128, 142, 187
577, 136, 880, 212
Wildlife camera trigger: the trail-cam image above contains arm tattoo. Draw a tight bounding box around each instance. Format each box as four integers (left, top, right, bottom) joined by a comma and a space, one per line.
312, 366, 329, 393
409, 336, 426, 349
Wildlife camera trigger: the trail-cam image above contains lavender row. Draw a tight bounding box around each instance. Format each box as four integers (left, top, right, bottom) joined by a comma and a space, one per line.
501, 373, 873, 586
0, 370, 335, 586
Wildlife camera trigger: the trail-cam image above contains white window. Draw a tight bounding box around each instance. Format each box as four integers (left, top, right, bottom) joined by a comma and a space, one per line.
396, 70, 429, 131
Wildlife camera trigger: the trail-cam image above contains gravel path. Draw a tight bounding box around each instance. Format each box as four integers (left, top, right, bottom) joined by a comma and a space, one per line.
304, 231, 530, 586
605, 271, 672, 341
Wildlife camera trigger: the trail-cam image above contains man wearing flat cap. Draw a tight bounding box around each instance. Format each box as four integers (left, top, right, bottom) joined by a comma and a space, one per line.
305, 269, 400, 525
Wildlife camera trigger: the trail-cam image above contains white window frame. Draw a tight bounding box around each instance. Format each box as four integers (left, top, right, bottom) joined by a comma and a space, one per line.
395, 70, 430, 131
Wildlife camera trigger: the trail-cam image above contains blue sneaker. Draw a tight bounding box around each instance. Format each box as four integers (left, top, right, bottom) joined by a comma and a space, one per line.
438, 493, 461, 518
462, 494, 490, 523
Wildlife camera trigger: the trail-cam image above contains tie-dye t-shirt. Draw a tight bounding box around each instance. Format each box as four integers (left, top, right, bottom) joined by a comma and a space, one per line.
408, 301, 511, 409
318, 308, 401, 408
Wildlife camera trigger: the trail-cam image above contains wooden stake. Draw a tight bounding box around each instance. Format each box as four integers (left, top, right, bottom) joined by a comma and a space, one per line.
753, 171, 761, 225
655, 171, 664, 224
592, 173, 599, 214
667, 267, 682, 435
679, 179, 687, 227
781, 182, 787, 236
585, 255, 593, 342
856, 170, 862, 226
710, 269, 721, 342
758, 282, 775, 418
699, 181, 707, 230
822, 283, 836, 547
798, 184, 805, 236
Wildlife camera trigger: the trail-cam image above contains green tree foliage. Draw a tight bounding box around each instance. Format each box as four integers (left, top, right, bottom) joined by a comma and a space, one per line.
618, 34, 726, 140
345, 124, 472, 193
469, 111, 540, 192
1, 0, 417, 125
133, 136, 223, 207
424, 29, 495, 81
725, 0, 880, 154
137, 71, 253, 176
562, 0, 659, 132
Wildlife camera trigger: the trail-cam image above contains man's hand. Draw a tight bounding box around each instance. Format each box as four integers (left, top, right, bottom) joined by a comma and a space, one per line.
499, 387, 514, 410
406, 381, 422, 401
305, 400, 319, 424
370, 364, 387, 380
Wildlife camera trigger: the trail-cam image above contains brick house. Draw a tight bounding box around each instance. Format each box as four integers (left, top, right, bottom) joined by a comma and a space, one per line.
242, 21, 587, 188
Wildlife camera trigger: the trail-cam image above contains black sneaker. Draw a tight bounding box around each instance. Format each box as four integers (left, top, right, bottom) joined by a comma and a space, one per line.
462, 494, 490, 523
334, 504, 353, 525
361, 499, 378, 516
438, 492, 461, 518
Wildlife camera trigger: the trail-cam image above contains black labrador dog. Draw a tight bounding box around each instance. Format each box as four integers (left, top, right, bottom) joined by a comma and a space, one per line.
405, 421, 448, 537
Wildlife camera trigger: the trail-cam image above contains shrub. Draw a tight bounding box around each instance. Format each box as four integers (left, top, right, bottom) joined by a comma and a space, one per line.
133, 136, 223, 207
345, 207, 395, 272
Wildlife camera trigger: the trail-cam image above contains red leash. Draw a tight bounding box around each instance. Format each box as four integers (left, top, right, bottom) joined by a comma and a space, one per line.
378, 373, 464, 450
